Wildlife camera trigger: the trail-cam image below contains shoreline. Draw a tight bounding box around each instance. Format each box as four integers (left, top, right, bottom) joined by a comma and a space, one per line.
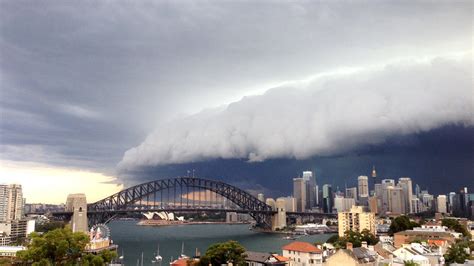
136, 220, 251, 226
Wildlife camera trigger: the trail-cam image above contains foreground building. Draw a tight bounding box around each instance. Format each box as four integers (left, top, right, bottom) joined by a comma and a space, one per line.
324, 243, 377, 266
393, 230, 455, 248
338, 206, 375, 237
282, 241, 323, 266
244, 251, 289, 266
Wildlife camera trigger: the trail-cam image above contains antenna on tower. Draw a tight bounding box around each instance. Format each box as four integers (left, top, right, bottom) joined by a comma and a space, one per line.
371, 165, 377, 180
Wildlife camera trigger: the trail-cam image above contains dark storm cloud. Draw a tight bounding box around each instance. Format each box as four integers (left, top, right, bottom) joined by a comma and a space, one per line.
120, 126, 474, 196
0, 1, 472, 173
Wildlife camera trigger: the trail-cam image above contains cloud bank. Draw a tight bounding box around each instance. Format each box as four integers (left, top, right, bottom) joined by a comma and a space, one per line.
119, 54, 473, 170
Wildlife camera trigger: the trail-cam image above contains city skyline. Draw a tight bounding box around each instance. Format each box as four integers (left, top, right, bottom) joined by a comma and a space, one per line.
0, 1, 472, 203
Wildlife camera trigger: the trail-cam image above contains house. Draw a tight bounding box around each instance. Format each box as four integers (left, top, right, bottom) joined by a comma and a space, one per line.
324, 243, 377, 266
393, 230, 455, 248
282, 241, 323, 266
244, 251, 289, 266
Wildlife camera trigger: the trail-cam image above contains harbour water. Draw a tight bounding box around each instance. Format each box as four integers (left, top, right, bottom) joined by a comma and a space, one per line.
108, 221, 335, 265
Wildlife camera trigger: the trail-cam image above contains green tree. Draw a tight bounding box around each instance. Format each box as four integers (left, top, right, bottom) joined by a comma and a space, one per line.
444, 241, 470, 264
35, 221, 66, 233
199, 240, 246, 266
403, 260, 418, 266
389, 216, 419, 235
441, 218, 470, 238
16, 228, 90, 265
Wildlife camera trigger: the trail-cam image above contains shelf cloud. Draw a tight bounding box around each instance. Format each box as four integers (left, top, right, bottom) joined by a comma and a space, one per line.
119, 53, 473, 170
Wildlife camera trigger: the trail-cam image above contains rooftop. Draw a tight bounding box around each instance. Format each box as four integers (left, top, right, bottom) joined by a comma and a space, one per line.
282, 241, 322, 253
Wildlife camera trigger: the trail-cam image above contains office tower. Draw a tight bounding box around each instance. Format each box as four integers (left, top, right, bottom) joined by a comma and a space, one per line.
448, 192, 456, 214
398, 177, 413, 213
368, 196, 378, 213
415, 184, 421, 198
334, 195, 355, 212
358, 176, 369, 198
338, 206, 376, 237
420, 191, 434, 212
345, 187, 357, 201
436, 195, 447, 214
322, 184, 333, 213
411, 197, 421, 213
302, 171, 317, 209
388, 186, 404, 214
293, 177, 306, 212
257, 193, 265, 202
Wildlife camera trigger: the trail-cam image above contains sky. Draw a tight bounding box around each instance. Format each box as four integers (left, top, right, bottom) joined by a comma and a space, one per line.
0, 1, 472, 203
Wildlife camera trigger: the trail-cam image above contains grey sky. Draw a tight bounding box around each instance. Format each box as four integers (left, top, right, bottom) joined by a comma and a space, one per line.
0, 1, 472, 174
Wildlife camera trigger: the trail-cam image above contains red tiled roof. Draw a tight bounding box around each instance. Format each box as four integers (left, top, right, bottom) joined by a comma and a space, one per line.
170, 258, 188, 266
282, 241, 322, 253
273, 255, 289, 262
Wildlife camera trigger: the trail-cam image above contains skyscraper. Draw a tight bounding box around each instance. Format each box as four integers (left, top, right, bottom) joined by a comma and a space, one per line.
293, 177, 306, 212
398, 177, 413, 214
302, 171, 317, 209
257, 193, 265, 202
437, 195, 447, 214
322, 184, 333, 213
358, 176, 369, 206
345, 187, 357, 201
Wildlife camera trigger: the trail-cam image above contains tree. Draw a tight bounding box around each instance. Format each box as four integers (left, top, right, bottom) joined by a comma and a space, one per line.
441, 218, 470, 238
389, 216, 419, 235
444, 241, 470, 264
35, 221, 66, 233
403, 260, 418, 266
199, 240, 246, 266
326, 230, 378, 248
16, 227, 90, 265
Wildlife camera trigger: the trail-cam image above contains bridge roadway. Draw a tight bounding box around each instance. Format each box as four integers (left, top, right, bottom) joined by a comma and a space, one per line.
28, 208, 336, 218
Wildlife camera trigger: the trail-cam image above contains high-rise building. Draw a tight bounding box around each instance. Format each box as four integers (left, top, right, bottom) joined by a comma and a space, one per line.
334, 195, 356, 212
322, 184, 333, 213
0, 184, 8, 221
302, 171, 317, 209
381, 184, 404, 214
0, 184, 24, 221
338, 205, 376, 237
358, 176, 369, 199
436, 195, 447, 214
448, 192, 456, 214
293, 177, 306, 212
257, 193, 265, 202
415, 184, 421, 198
398, 177, 413, 213
345, 187, 357, 201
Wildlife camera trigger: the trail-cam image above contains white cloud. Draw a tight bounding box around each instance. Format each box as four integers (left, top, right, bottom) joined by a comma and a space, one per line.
119, 53, 473, 170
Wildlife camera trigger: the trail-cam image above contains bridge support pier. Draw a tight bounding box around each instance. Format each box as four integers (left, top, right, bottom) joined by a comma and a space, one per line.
268, 198, 287, 231
65, 193, 88, 233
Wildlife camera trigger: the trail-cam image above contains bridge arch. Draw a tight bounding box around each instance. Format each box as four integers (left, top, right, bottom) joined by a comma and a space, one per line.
88, 177, 273, 227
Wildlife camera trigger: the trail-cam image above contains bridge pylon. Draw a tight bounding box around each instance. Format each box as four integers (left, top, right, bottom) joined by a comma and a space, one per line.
65, 193, 88, 233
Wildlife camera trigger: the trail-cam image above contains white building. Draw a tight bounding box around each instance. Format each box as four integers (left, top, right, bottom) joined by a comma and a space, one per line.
334, 195, 355, 212
282, 241, 323, 266
436, 195, 447, 214
398, 177, 413, 213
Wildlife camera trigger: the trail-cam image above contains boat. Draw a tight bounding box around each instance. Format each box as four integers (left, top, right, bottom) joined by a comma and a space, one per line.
152, 244, 163, 263
282, 233, 297, 240
179, 242, 188, 259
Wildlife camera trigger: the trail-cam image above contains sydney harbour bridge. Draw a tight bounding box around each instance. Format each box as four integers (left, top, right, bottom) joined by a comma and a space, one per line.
33, 177, 336, 230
